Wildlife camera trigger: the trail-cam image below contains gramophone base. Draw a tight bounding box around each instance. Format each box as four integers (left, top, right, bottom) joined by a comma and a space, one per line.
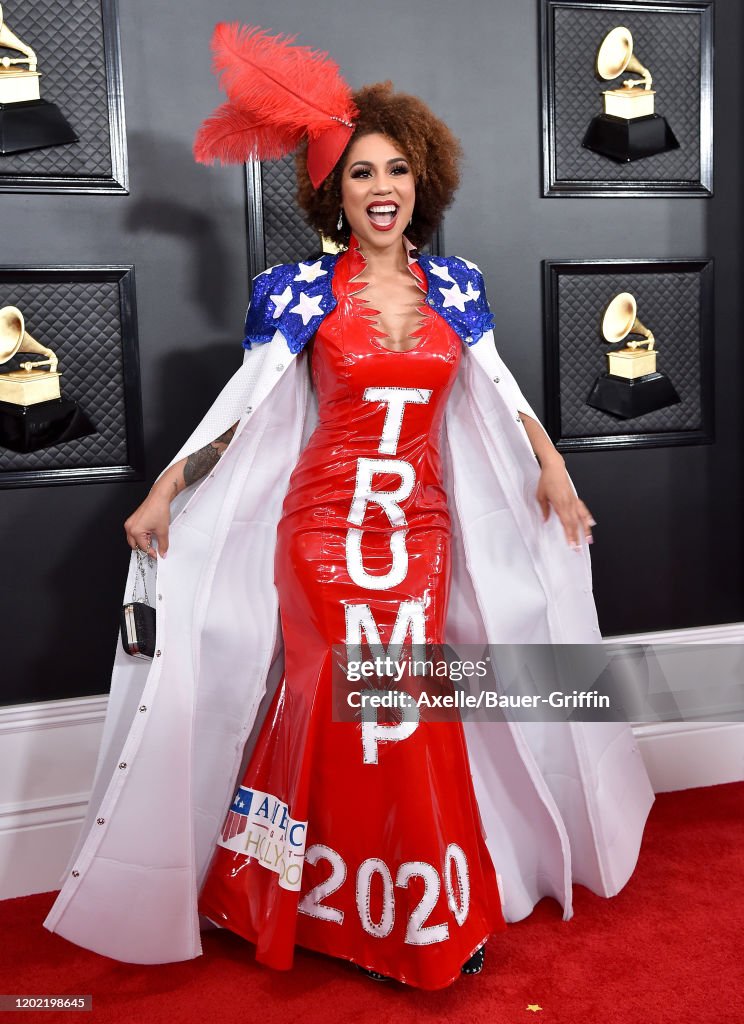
0, 99, 78, 156
586, 372, 681, 419
0, 397, 96, 453
582, 113, 679, 163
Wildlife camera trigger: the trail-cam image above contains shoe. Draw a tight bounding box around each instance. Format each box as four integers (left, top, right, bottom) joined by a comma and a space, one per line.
461, 944, 486, 975
357, 965, 392, 982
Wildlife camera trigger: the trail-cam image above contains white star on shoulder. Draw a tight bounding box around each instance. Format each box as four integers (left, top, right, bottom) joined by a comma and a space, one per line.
270, 286, 293, 319
427, 260, 455, 283
294, 259, 328, 283
459, 257, 481, 271
439, 282, 470, 312
465, 281, 481, 302
290, 292, 325, 325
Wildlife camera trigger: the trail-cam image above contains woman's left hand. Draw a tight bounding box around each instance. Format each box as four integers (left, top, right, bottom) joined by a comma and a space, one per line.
535, 459, 595, 550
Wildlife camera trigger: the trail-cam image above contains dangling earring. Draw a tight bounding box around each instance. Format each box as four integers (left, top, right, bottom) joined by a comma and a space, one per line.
337, 208, 344, 231
408, 216, 413, 227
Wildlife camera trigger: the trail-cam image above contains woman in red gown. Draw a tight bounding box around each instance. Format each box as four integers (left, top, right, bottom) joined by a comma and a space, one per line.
197, 218, 507, 988
117, 28, 597, 987
194, 83, 521, 984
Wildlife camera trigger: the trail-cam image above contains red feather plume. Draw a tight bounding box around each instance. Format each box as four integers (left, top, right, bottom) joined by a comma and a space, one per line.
193, 23, 358, 171
193, 102, 304, 166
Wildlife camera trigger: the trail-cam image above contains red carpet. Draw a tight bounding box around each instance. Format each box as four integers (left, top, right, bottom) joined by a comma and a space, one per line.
2, 781, 742, 1024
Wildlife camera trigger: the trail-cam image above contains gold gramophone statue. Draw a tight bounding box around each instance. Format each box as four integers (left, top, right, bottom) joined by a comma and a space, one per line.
0, 2, 77, 155
586, 292, 681, 419
0, 305, 95, 452
582, 26, 679, 162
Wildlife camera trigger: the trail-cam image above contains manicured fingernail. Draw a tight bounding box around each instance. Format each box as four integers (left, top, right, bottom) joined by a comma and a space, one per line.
588, 535, 594, 544
589, 519, 597, 526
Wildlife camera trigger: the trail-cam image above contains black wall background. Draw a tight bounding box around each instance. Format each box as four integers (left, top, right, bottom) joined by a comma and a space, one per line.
1, 0, 741, 707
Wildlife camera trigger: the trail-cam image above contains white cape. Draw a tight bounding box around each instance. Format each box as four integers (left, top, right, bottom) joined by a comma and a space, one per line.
43, 326, 654, 963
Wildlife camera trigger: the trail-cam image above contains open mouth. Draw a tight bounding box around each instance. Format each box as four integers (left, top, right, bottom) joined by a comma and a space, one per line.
366, 202, 399, 230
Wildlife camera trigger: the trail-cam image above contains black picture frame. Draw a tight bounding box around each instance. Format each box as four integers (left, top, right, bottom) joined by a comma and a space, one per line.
0, 0, 128, 194
540, 0, 714, 197
0, 264, 143, 487
542, 257, 714, 450
244, 156, 443, 284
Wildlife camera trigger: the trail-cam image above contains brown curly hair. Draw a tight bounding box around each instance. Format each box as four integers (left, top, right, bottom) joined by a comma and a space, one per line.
295, 81, 463, 250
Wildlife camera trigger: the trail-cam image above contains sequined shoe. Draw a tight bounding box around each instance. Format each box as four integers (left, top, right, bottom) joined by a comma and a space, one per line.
461, 943, 486, 975
357, 965, 392, 982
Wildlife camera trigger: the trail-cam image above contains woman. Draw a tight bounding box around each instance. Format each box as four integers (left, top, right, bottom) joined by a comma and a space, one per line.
42, 25, 654, 987
197, 97, 543, 988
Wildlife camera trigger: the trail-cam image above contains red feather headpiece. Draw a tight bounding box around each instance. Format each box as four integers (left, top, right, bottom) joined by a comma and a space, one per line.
193, 24, 359, 188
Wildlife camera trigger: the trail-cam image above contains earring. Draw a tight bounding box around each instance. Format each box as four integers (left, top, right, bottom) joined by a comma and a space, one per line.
337, 208, 344, 231
408, 217, 413, 227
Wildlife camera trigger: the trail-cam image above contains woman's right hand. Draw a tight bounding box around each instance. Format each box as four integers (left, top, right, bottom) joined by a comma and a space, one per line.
123, 488, 173, 560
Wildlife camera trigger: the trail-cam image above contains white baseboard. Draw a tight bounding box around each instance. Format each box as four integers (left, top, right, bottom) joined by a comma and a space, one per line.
0, 696, 108, 901
632, 719, 744, 792
604, 620, 744, 792
2, 622, 742, 900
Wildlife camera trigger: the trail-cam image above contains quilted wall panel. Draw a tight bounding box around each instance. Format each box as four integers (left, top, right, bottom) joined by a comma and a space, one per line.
262, 158, 325, 267
0, 0, 118, 181
548, 264, 711, 442
548, 1, 707, 184
0, 269, 141, 478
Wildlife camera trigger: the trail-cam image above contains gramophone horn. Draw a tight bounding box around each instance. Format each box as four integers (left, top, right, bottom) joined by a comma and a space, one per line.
0, 3, 38, 72
596, 26, 652, 89
0, 305, 58, 370
0, 304, 25, 362
602, 292, 655, 349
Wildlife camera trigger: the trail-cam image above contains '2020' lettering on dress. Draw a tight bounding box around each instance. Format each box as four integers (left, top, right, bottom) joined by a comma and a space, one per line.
197, 234, 506, 989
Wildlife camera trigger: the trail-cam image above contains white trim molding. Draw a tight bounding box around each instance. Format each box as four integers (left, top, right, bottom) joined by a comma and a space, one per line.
632, 719, 744, 792
1, 622, 742, 899
0, 696, 107, 901
606, 620, 744, 646
607, 620, 744, 792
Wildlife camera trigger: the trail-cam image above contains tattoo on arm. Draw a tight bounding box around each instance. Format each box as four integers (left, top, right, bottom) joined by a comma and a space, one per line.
183, 423, 238, 487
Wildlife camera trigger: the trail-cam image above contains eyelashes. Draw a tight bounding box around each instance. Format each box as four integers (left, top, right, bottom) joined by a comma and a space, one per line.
349, 163, 410, 179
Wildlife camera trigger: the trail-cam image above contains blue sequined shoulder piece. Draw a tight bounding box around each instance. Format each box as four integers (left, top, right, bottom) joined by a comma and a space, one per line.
416, 253, 495, 346
242, 253, 340, 354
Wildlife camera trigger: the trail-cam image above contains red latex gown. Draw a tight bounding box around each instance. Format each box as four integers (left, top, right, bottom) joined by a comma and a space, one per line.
198, 235, 507, 989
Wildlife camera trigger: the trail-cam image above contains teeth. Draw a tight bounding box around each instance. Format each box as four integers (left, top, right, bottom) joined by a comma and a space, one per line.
368, 205, 397, 214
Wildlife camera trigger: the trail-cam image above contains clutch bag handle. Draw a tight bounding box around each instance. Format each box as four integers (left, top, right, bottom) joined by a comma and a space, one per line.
131, 548, 154, 606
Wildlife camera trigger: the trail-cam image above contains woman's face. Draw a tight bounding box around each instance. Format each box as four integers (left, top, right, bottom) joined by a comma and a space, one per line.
339, 132, 416, 253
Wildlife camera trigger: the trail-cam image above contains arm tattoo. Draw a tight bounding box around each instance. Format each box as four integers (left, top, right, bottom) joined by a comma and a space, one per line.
183, 423, 237, 487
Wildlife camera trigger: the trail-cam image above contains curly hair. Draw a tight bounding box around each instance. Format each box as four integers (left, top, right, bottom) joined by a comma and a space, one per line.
295, 81, 463, 250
